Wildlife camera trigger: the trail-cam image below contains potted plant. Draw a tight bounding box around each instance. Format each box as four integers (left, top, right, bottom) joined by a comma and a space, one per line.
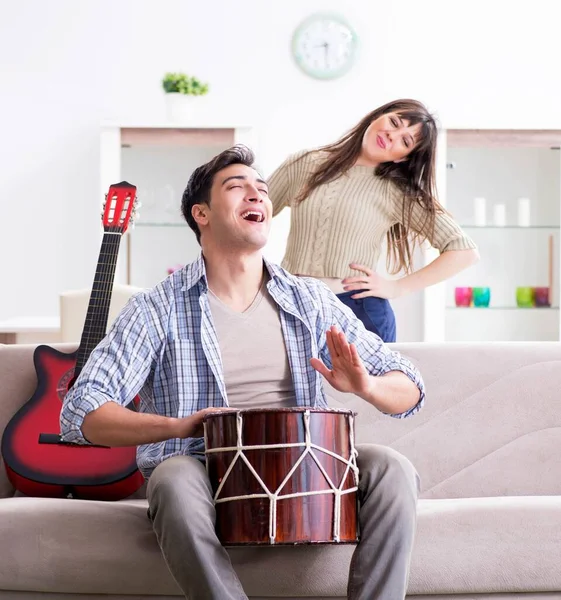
162, 72, 209, 121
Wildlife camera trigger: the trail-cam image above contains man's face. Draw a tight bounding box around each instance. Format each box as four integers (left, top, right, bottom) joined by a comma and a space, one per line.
193, 163, 272, 250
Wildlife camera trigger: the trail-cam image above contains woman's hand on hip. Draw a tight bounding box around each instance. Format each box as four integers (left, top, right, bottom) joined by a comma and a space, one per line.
342, 263, 401, 300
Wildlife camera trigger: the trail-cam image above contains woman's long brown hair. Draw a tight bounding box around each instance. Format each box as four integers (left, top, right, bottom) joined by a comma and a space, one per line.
294, 99, 442, 275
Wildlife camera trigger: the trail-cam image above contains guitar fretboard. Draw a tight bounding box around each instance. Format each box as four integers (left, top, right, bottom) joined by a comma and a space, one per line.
75, 227, 123, 376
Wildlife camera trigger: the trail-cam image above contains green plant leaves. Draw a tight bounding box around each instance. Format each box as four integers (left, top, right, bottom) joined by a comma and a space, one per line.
162, 72, 209, 96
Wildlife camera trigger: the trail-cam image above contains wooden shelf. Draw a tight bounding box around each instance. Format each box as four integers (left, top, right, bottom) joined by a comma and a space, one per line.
446, 306, 559, 310
101, 121, 255, 148
447, 129, 561, 148
100, 121, 253, 129
120, 127, 237, 147
459, 225, 559, 230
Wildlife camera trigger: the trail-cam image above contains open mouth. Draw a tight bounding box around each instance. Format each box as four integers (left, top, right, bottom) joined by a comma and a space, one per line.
241, 210, 265, 223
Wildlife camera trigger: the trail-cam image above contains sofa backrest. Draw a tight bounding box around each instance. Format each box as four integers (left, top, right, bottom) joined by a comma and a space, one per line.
1, 341, 560, 500
327, 342, 561, 499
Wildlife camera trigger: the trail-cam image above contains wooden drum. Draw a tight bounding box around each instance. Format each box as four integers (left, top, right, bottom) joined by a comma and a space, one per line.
203, 407, 359, 546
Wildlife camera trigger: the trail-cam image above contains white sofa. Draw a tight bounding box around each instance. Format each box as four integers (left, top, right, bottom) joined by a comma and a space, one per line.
1, 341, 560, 599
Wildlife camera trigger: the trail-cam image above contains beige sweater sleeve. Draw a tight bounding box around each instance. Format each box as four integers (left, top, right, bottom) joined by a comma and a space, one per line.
267, 150, 312, 217
267, 156, 292, 217
388, 181, 477, 252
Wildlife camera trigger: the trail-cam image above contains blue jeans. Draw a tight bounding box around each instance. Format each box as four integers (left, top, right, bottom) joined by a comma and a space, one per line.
336, 291, 397, 343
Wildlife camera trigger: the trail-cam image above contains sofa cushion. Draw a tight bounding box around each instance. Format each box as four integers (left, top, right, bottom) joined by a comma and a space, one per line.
411, 496, 561, 594
0, 495, 560, 597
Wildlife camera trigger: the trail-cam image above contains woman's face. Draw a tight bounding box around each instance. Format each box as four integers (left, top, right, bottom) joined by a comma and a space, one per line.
360, 112, 422, 166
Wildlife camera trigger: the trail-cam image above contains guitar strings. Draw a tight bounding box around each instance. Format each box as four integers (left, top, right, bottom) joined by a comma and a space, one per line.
77, 232, 121, 370
77, 191, 134, 371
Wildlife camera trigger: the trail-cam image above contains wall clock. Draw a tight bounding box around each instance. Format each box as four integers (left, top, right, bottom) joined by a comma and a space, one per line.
291, 12, 358, 80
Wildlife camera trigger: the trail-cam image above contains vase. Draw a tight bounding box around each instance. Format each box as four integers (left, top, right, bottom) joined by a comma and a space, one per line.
474, 198, 486, 226
164, 93, 197, 122
472, 287, 491, 307
455, 287, 472, 307
493, 204, 506, 227
518, 198, 531, 227
533, 287, 550, 307
516, 286, 534, 307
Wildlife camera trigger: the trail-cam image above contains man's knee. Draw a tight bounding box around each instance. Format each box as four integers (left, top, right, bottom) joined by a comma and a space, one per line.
356, 444, 420, 496
147, 455, 212, 511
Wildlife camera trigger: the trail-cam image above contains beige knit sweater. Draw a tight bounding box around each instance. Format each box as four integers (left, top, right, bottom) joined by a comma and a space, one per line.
267, 150, 477, 278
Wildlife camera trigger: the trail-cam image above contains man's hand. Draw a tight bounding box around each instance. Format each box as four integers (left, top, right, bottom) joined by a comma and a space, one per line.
310, 325, 373, 398
310, 325, 421, 415
81, 404, 232, 448
176, 407, 231, 439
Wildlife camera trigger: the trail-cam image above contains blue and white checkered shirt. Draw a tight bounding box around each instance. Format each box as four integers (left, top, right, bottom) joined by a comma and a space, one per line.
60, 254, 425, 478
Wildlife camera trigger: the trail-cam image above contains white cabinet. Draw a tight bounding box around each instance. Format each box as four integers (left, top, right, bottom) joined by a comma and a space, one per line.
99, 122, 256, 287
424, 129, 561, 342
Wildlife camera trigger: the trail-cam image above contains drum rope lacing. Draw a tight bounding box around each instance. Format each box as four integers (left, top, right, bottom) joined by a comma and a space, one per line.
205, 409, 359, 544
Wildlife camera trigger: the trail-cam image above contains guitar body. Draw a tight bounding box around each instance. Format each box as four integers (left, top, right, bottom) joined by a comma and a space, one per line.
2, 345, 143, 500
2, 181, 144, 501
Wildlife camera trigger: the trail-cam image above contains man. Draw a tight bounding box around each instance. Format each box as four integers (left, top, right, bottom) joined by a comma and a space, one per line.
61, 145, 425, 600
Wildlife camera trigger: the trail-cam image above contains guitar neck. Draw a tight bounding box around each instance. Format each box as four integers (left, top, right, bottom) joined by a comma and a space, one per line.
75, 230, 123, 375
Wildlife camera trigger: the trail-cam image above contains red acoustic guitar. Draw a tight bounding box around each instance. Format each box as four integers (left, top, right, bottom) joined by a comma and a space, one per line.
2, 181, 145, 501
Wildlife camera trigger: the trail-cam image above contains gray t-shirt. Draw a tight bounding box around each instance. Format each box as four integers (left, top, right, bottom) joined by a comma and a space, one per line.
207, 281, 296, 409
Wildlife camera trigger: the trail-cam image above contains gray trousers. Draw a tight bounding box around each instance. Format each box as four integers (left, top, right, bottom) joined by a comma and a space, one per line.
147, 444, 420, 600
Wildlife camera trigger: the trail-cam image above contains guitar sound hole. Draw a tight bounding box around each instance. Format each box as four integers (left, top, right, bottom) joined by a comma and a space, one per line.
56, 369, 76, 402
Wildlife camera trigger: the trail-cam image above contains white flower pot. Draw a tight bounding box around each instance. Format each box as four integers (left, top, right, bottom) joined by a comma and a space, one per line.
164, 93, 197, 122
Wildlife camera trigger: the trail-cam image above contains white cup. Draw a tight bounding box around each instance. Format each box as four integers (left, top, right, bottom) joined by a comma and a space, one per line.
493, 204, 506, 227
518, 198, 530, 227
474, 197, 486, 226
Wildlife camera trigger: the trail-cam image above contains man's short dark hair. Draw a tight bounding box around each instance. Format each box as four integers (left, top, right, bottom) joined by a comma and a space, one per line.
181, 144, 256, 244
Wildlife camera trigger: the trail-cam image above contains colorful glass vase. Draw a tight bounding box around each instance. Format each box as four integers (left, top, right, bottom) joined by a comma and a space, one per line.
533, 287, 550, 307
454, 287, 472, 307
472, 287, 491, 307
516, 287, 535, 308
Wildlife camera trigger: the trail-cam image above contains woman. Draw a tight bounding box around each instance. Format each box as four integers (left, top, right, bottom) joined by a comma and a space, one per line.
267, 99, 479, 342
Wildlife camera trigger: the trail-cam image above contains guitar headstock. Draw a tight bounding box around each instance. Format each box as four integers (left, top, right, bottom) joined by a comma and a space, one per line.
102, 181, 139, 233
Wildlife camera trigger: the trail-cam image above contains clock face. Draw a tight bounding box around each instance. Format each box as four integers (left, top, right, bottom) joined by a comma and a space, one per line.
291, 13, 358, 80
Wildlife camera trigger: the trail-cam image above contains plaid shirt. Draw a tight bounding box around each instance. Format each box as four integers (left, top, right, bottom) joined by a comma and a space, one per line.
60, 254, 425, 478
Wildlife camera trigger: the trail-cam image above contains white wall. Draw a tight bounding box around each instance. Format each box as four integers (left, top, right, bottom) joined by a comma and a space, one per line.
2, 0, 561, 342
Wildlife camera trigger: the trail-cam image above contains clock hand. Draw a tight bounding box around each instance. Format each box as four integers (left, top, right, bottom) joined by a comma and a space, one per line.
314, 42, 329, 65
324, 42, 329, 65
